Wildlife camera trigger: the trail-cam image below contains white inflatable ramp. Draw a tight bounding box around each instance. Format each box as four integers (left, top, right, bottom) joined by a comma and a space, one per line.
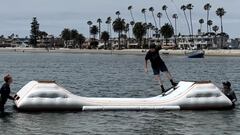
14, 80, 234, 111
82, 106, 180, 111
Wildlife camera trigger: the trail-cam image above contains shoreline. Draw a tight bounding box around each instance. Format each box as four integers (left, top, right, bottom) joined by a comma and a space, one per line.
1, 48, 240, 56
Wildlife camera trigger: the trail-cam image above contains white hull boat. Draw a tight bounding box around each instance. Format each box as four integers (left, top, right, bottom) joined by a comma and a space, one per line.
14, 80, 233, 111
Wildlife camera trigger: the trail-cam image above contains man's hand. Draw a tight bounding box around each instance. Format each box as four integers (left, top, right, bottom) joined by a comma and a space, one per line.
144, 67, 148, 73
144, 60, 148, 73
9, 95, 15, 100
232, 99, 237, 103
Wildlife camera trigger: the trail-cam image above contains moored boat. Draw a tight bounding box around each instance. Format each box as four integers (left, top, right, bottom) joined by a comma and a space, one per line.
187, 50, 205, 58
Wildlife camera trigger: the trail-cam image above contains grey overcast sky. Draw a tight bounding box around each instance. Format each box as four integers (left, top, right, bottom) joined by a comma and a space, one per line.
0, 0, 239, 38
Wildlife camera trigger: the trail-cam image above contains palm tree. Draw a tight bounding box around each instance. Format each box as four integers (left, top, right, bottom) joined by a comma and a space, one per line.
133, 22, 147, 48
199, 18, 204, 33
160, 23, 174, 46
162, 5, 172, 26
130, 21, 135, 38
212, 25, 219, 33
124, 23, 130, 48
157, 12, 162, 29
90, 25, 99, 40
151, 25, 155, 34
128, 5, 135, 22
149, 7, 157, 28
112, 18, 125, 49
186, 4, 194, 36
204, 3, 212, 33
101, 31, 110, 49
106, 17, 112, 37
216, 7, 226, 48
147, 23, 153, 38
216, 8, 226, 34
141, 8, 149, 42
212, 25, 219, 46
125, 23, 130, 37
97, 18, 102, 40
116, 11, 120, 18
150, 25, 155, 38
87, 21, 93, 39
180, 5, 191, 35
207, 20, 213, 32
172, 14, 178, 36
141, 8, 147, 23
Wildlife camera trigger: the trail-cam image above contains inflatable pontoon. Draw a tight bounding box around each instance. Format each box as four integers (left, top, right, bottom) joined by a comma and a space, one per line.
14, 80, 233, 111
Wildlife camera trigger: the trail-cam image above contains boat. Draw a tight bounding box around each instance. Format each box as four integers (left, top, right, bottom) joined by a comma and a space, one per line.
13, 80, 233, 111
187, 50, 205, 58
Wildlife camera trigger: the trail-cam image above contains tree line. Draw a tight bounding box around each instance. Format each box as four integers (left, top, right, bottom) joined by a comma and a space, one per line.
29, 3, 227, 49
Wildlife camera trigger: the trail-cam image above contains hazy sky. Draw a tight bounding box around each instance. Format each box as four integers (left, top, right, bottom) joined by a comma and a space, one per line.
0, 0, 239, 38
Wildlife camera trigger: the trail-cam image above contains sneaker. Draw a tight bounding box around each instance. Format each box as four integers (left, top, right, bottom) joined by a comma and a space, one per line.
160, 85, 165, 93
171, 81, 178, 87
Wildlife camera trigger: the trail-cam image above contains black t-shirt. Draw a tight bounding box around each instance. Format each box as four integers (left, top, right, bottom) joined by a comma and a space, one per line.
0, 83, 11, 100
226, 90, 237, 102
145, 47, 164, 69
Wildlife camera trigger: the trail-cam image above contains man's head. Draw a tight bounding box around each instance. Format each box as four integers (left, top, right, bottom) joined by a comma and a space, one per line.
4, 74, 13, 84
149, 44, 156, 52
223, 81, 231, 89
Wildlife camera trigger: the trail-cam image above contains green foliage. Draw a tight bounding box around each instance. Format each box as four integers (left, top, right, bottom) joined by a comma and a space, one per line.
124, 23, 129, 33
160, 23, 174, 39
112, 18, 125, 49
77, 34, 85, 45
60, 28, 85, 48
71, 29, 79, 40
216, 8, 226, 17
115, 11, 120, 17
199, 19, 204, 24
112, 18, 125, 33
133, 22, 147, 48
160, 23, 174, 46
101, 31, 110, 42
97, 18, 102, 39
38, 31, 48, 39
87, 21, 92, 26
90, 25, 99, 39
61, 28, 71, 41
90, 41, 98, 49
207, 20, 213, 27
101, 31, 110, 49
216, 7, 226, 33
30, 17, 39, 47
204, 3, 211, 11
212, 25, 219, 33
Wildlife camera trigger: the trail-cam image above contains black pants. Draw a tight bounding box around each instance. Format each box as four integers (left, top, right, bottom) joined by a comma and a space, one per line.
0, 98, 7, 113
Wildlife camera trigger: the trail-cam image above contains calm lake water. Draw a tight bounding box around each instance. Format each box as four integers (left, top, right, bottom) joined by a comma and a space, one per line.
0, 52, 239, 135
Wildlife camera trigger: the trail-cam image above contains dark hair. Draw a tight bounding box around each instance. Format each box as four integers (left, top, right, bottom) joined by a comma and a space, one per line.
223, 81, 231, 87
150, 44, 156, 49
4, 74, 12, 82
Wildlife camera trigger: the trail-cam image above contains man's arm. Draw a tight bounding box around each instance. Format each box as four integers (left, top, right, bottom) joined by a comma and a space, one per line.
232, 92, 237, 102
8, 95, 14, 100
7, 87, 14, 100
144, 59, 149, 73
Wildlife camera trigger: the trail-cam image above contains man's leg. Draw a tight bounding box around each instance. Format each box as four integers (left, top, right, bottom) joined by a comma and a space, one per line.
164, 71, 177, 86
0, 103, 4, 114
159, 62, 177, 87
155, 74, 165, 93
